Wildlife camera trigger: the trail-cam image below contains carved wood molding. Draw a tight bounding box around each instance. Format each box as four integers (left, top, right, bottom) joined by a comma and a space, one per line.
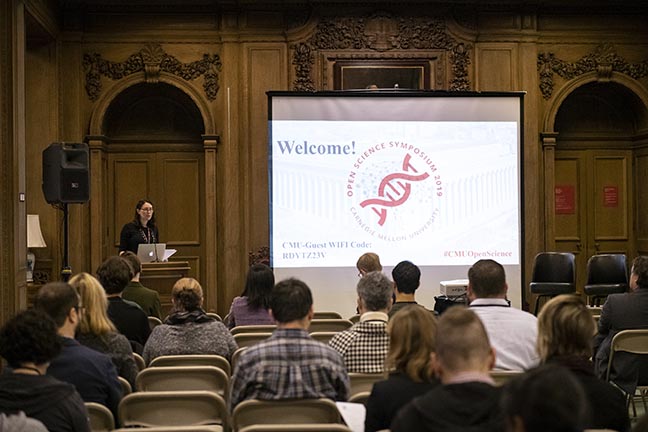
291, 13, 471, 91
82, 43, 223, 102
537, 43, 648, 100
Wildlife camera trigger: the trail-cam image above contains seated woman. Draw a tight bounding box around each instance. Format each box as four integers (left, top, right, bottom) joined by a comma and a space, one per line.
537, 294, 630, 432
143, 277, 237, 364
225, 264, 275, 329
69, 272, 138, 388
364, 305, 439, 432
0, 309, 90, 432
356, 252, 382, 277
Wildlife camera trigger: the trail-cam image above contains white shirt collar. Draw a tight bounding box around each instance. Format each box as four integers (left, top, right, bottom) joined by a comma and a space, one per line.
360, 311, 389, 322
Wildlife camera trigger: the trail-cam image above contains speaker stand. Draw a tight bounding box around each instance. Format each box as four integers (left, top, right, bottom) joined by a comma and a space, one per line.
61, 203, 72, 281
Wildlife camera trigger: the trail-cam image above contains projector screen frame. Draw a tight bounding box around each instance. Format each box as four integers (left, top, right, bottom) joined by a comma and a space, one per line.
267, 90, 527, 312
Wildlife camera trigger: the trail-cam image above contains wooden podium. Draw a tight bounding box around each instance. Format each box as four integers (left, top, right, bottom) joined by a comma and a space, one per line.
141, 261, 190, 318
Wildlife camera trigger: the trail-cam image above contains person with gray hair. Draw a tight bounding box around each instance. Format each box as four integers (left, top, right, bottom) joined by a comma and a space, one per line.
329, 271, 392, 373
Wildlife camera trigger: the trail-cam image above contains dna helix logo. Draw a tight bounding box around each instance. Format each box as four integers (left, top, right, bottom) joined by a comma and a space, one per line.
359, 153, 430, 226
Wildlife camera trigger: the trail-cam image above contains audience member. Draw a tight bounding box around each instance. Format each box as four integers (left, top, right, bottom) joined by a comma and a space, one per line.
70, 272, 138, 388
143, 277, 237, 364
225, 263, 276, 329
120, 251, 162, 318
356, 252, 382, 277
501, 364, 588, 432
594, 255, 648, 394
96, 255, 151, 350
0, 412, 48, 432
0, 309, 90, 432
329, 271, 391, 373
365, 305, 440, 432
390, 260, 426, 317
33, 282, 122, 418
468, 259, 539, 371
538, 294, 630, 431
230, 278, 349, 408
391, 307, 502, 432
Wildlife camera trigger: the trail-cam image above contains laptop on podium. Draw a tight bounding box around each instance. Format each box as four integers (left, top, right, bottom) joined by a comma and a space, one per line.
137, 243, 166, 263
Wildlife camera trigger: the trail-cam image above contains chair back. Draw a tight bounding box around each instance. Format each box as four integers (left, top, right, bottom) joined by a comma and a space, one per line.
206, 312, 223, 321
118, 376, 132, 396
239, 425, 352, 432
348, 391, 370, 405
606, 329, 648, 382
232, 398, 341, 432
308, 319, 353, 333
86, 402, 115, 432
148, 316, 163, 331
149, 354, 231, 376
119, 391, 228, 429
490, 370, 522, 386
348, 373, 382, 397
136, 366, 229, 399
531, 252, 575, 284
313, 311, 343, 319
231, 347, 248, 373
231, 325, 277, 335
310, 332, 338, 344
113, 428, 221, 432
233, 332, 272, 348
586, 254, 628, 285
133, 352, 146, 371
348, 314, 360, 324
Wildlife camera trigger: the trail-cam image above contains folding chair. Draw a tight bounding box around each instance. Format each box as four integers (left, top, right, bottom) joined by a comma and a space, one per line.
348, 391, 370, 405
231, 325, 277, 335
136, 366, 229, 400
348, 373, 382, 397
490, 370, 523, 386
239, 425, 352, 432
148, 316, 163, 331
313, 311, 343, 319
86, 402, 114, 432
309, 332, 338, 344
149, 354, 231, 377
233, 332, 272, 348
133, 352, 146, 371
118, 376, 132, 396
231, 398, 341, 432
308, 319, 353, 333
605, 329, 648, 417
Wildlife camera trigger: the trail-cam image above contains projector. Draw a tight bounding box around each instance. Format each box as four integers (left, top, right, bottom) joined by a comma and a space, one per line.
440, 279, 469, 297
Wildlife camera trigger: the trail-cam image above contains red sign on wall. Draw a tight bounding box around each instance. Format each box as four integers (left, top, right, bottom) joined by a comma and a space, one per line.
603, 186, 618, 207
555, 185, 575, 215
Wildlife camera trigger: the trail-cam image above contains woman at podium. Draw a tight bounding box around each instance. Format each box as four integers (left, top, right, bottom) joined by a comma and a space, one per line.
119, 199, 159, 254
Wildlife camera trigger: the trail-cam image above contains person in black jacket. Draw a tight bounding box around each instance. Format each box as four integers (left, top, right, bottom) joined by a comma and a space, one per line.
391, 307, 503, 432
0, 309, 90, 432
118, 199, 159, 254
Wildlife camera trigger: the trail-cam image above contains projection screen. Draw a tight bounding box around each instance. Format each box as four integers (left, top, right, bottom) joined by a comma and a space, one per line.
268, 91, 525, 316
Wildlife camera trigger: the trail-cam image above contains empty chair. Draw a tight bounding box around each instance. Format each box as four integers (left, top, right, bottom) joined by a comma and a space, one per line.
231, 398, 341, 432
148, 316, 163, 331
313, 311, 343, 319
348, 373, 382, 397
529, 252, 575, 314
231, 325, 277, 335
136, 366, 229, 400
310, 332, 338, 344
86, 402, 115, 432
133, 352, 146, 371
118, 391, 228, 431
490, 370, 523, 386
308, 319, 353, 333
233, 332, 272, 348
148, 354, 231, 377
239, 425, 352, 432
584, 254, 628, 306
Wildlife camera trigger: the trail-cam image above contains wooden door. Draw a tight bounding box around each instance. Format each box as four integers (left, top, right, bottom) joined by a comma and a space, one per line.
107, 150, 205, 289
554, 149, 634, 291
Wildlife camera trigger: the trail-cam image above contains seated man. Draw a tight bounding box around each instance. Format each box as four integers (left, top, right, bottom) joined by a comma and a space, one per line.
391, 307, 503, 432
594, 255, 648, 393
468, 259, 539, 371
97, 255, 151, 350
329, 271, 391, 373
121, 251, 162, 318
32, 282, 122, 419
0, 309, 90, 432
390, 260, 425, 318
230, 278, 349, 408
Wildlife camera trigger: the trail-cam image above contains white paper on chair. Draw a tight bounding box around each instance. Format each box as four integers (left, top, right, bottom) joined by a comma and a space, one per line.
162, 249, 177, 262
336, 402, 366, 432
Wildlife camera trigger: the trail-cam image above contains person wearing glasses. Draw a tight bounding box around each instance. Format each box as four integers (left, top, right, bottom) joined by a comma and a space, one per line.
119, 199, 159, 254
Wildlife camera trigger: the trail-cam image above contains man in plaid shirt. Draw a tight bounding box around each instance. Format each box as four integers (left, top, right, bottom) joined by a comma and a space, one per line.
329, 271, 392, 373
230, 278, 350, 408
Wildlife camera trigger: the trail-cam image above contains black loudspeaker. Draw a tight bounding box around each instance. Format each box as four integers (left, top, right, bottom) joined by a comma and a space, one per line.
42, 143, 90, 204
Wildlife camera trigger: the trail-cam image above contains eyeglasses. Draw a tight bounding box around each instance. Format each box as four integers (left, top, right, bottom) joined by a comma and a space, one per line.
140, 207, 154, 212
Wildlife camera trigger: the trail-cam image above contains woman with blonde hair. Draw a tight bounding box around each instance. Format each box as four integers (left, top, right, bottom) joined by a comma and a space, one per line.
356, 252, 382, 277
143, 278, 237, 364
537, 294, 629, 432
364, 305, 439, 432
69, 272, 138, 388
